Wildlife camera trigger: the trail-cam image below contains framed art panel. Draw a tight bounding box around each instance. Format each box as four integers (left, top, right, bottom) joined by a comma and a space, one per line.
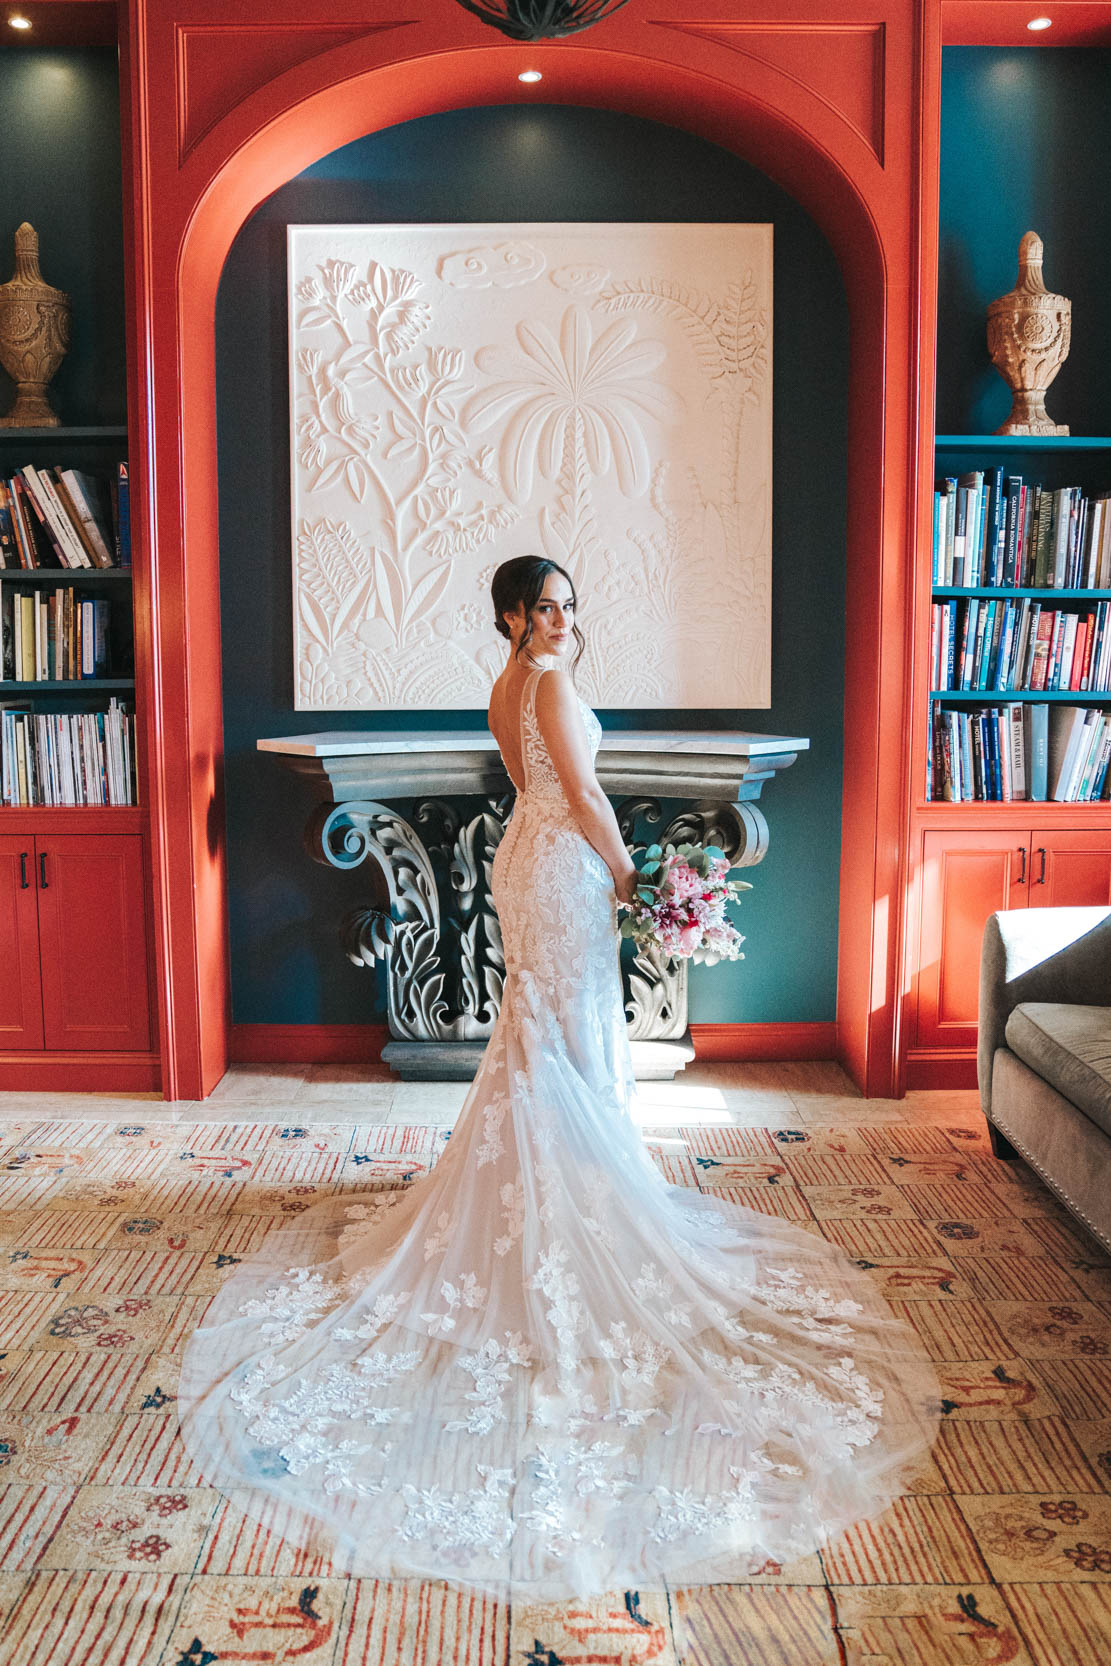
289, 222, 772, 709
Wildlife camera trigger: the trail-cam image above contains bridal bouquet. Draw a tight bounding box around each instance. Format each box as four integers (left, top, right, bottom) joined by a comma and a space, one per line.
617, 840, 751, 966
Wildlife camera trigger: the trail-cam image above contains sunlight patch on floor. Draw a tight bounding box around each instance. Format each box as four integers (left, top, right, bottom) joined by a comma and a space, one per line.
630, 1082, 731, 1126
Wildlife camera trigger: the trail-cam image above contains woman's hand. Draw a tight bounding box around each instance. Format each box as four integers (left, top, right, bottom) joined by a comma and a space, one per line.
614, 867, 639, 908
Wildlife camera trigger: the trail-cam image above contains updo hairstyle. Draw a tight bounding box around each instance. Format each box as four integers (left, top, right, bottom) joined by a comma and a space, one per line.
490, 555, 585, 674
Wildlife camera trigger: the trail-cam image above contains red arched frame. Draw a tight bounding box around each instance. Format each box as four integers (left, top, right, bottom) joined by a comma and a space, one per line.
122, 5, 930, 1100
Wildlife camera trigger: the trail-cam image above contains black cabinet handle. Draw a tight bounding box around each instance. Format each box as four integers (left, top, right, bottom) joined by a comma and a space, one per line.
38, 852, 48, 890
1017, 846, 1026, 885
1035, 846, 1047, 886
19, 852, 29, 890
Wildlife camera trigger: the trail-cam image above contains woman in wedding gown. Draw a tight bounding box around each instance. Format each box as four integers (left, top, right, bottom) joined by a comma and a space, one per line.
178, 555, 940, 1600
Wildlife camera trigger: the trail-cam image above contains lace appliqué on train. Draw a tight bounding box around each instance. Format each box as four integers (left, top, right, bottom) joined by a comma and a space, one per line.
177, 662, 940, 1599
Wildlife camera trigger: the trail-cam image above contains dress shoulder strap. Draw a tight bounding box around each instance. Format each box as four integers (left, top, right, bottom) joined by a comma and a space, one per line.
519, 665, 550, 791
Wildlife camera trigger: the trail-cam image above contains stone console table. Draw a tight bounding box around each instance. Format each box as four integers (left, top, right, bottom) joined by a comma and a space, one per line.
259, 728, 809, 1080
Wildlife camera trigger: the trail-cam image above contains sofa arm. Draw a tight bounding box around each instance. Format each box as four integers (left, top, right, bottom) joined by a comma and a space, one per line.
978, 906, 1111, 1116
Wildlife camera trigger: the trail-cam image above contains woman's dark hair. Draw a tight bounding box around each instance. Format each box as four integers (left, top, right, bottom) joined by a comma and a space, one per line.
491, 555, 585, 674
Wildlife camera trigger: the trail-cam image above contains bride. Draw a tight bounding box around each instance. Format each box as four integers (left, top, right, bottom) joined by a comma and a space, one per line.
178, 555, 940, 1599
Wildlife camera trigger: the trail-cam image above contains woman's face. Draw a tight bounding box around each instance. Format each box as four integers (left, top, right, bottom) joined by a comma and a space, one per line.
505, 572, 576, 660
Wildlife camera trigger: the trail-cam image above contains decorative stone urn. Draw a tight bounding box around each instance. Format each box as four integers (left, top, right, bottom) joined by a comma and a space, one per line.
0, 223, 71, 428
986, 231, 1071, 436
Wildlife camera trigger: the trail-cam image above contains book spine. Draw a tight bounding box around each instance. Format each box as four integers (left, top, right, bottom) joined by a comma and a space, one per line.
1023, 486, 1042, 588
20, 466, 87, 569
1052, 488, 1072, 588
115, 462, 131, 568
992, 601, 1015, 691
1059, 612, 1079, 691
986, 466, 1005, 586
1047, 612, 1069, 691
1002, 477, 1021, 586
979, 601, 1003, 691
933, 490, 944, 586
1009, 703, 1026, 800
1016, 484, 1031, 587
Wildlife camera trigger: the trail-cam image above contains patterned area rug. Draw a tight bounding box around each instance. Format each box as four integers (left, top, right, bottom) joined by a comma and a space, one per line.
0, 1082, 1109, 1665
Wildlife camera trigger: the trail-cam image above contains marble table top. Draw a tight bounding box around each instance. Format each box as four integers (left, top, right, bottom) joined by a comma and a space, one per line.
259, 729, 810, 759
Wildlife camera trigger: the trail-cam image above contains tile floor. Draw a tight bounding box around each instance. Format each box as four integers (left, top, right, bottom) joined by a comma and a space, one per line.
0, 1061, 1107, 1664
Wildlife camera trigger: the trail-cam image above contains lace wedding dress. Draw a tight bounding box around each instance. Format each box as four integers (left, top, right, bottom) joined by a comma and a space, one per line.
178, 665, 940, 1599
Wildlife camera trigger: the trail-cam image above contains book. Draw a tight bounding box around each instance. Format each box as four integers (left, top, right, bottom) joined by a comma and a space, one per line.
1023, 702, 1049, 800
116, 462, 131, 567
0, 697, 136, 807
19, 466, 88, 569
1049, 706, 1091, 800
14, 475, 65, 567
0, 482, 19, 569
59, 469, 115, 568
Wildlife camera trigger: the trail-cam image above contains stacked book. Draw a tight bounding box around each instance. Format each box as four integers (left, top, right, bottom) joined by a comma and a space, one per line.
933, 471, 1111, 589
931, 598, 1111, 692
928, 703, 1111, 802
1, 588, 113, 682
0, 699, 135, 806
0, 462, 131, 570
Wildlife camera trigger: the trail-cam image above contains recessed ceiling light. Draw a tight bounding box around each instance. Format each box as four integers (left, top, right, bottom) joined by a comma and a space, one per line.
1027, 15, 1052, 28
8, 13, 32, 29
518, 69, 542, 84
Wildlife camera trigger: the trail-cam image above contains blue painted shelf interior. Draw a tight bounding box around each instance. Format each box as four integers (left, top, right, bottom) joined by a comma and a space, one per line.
0, 427, 127, 442
1, 680, 135, 692
931, 690, 1111, 702
935, 436, 1111, 452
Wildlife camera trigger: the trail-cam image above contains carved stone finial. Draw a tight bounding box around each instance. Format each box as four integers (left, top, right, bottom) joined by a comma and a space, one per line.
986, 230, 1071, 436
0, 221, 72, 428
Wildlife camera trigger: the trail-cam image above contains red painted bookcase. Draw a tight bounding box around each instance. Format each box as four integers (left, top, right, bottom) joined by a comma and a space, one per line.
904, 2, 1111, 1089
0, 3, 157, 1091
7, 0, 1109, 1099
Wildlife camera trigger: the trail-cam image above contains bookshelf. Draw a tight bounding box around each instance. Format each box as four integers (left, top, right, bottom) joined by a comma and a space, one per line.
0, 20, 152, 1084
1, 434, 137, 807
908, 30, 1111, 1086
925, 439, 1111, 803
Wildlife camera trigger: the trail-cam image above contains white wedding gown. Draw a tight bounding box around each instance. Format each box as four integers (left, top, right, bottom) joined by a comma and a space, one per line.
178, 665, 940, 1599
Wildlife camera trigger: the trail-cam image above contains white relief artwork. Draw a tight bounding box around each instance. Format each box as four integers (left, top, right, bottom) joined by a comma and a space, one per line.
288, 222, 772, 710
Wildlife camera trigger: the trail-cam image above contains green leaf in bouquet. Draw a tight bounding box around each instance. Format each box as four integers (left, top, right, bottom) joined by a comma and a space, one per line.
639, 860, 660, 876
636, 886, 657, 903
645, 844, 663, 859
619, 917, 636, 938
703, 844, 724, 860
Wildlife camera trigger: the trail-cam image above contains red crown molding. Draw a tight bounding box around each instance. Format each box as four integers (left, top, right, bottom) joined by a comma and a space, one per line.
174, 20, 418, 163
652, 19, 887, 163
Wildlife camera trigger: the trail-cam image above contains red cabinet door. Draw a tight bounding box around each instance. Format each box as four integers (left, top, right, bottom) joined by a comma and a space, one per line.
0, 836, 44, 1049
1030, 831, 1111, 909
916, 831, 1029, 1050
35, 835, 151, 1052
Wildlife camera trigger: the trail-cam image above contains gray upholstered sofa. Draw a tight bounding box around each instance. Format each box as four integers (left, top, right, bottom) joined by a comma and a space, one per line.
978, 906, 1111, 1254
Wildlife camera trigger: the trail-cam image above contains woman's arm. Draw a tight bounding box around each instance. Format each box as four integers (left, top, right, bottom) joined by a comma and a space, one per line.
534, 669, 638, 902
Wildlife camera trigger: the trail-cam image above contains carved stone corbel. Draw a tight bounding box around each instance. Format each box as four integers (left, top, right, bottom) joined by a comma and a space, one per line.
266, 727, 807, 1079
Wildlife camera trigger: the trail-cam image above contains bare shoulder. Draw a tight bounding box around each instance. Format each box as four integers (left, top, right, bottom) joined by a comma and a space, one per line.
533, 665, 575, 710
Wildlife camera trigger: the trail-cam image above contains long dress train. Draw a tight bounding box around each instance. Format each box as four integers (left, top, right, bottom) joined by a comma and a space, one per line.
177, 665, 940, 1600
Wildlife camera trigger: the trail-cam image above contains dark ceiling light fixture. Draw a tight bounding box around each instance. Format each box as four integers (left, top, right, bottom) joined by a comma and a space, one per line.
452, 0, 630, 41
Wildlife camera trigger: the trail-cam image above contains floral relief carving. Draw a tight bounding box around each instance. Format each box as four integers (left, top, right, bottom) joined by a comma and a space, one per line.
289, 223, 772, 709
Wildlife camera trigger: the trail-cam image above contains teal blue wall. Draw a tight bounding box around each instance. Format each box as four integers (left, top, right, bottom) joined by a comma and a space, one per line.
938, 48, 1111, 437
215, 106, 848, 1028
0, 47, 125, 425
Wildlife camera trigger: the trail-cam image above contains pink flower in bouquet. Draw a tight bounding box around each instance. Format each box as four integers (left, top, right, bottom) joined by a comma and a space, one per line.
617, 841, 751, 966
